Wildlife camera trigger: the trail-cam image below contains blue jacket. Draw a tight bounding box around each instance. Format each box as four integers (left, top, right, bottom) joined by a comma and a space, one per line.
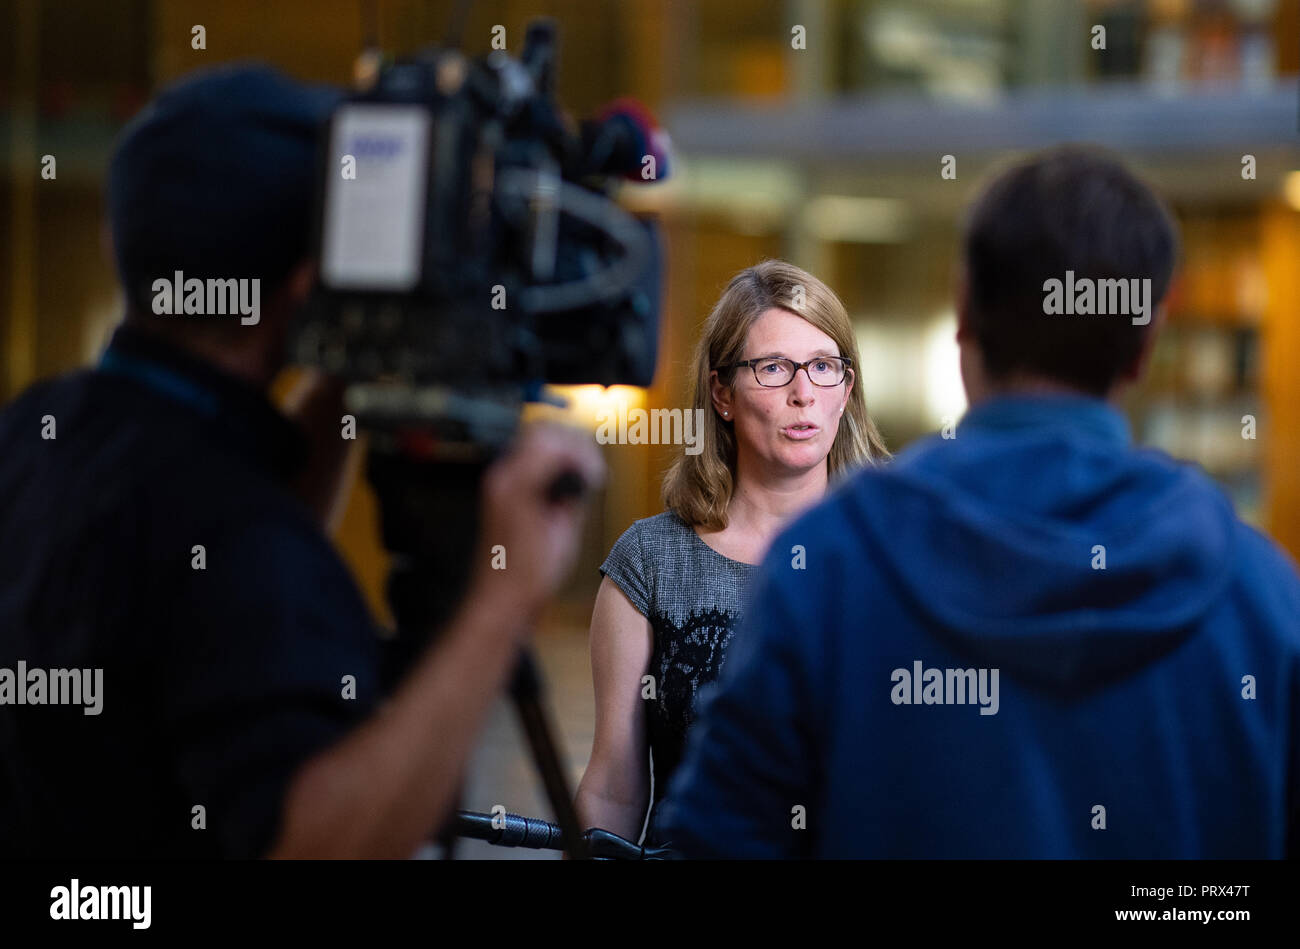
658, 393, 1300, 857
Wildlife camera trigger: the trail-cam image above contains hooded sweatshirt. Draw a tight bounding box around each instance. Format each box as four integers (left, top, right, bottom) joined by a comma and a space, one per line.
658, 393, 1300, 858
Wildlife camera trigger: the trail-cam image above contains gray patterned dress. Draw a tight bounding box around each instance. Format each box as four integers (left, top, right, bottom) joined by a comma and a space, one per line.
598, 510, 758, 847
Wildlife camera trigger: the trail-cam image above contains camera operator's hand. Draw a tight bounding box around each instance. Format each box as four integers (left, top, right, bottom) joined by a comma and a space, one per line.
468, 421, 606, 635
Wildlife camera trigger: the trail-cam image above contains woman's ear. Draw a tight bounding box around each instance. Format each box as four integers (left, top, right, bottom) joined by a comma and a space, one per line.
709, 370, 733, 421
841, 370, 854, 415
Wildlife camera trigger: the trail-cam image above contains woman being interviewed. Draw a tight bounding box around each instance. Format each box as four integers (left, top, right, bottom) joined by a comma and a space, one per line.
575, 259, 889, 848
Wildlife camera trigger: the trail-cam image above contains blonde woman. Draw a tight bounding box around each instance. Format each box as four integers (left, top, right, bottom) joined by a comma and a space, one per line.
574, 260, 888, 848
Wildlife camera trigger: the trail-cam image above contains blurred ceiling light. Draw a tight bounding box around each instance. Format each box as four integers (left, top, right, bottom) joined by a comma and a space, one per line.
853, 320, 913, 421
801, 195, 911, 243
922, 311, 967, 428
535, 384, 647, 428
1284, 171, 1300, 211
867, 7, 932, 66
854, 313, 965, 430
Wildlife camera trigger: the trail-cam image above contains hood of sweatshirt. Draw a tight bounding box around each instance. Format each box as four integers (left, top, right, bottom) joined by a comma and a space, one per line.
841, 393, 1237, 692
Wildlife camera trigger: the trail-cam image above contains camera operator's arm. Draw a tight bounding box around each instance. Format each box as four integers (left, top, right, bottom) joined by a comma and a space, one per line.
268, 423, 603, 859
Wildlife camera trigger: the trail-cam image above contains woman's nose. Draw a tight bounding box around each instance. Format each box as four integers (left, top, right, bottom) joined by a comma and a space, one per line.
789, 370, 817, 404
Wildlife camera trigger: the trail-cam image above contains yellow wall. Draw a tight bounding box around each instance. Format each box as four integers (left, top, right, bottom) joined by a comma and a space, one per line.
1261, 201, 1300, 559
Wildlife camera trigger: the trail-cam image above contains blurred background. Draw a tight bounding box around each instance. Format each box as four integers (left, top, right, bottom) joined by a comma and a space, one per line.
3, 0, 1300, 855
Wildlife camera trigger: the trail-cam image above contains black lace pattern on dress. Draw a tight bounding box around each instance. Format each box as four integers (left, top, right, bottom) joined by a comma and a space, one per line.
646, 606, 740, 800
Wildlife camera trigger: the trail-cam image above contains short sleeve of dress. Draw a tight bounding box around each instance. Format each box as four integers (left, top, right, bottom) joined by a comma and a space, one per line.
599, 520, 652, 618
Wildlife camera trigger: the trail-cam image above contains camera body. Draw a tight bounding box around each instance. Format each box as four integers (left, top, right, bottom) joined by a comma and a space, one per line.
293, 19, 662, 438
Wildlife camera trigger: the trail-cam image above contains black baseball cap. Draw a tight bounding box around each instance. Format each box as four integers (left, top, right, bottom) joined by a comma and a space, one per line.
107, 63, 343, 316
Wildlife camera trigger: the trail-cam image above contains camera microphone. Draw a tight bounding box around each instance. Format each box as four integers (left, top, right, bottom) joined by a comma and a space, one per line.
579, 98, 672, 182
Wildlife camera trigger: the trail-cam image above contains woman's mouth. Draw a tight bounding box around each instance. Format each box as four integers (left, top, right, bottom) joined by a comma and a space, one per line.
781, 423, 820, 440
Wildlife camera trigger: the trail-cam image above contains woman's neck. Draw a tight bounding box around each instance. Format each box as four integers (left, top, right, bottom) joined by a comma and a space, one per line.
725, 458, 829, 539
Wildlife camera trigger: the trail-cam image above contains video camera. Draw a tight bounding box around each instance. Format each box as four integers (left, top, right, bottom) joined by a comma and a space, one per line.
293, 18, 663, 447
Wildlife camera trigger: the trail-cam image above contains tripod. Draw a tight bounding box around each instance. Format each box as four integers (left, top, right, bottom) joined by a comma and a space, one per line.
368, 426, 592, 859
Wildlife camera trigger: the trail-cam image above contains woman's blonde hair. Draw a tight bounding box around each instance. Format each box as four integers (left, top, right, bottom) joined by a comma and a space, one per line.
663, 259, 889, 529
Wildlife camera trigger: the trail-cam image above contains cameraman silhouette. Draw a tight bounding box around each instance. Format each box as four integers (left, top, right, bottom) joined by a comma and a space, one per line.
0, 64, 602, 859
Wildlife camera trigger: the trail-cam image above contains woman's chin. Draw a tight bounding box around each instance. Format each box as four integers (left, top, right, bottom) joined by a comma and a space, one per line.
768, 443, 830, 473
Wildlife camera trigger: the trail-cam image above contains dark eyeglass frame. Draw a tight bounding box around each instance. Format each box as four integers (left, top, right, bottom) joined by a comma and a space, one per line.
713, 355, 853, 388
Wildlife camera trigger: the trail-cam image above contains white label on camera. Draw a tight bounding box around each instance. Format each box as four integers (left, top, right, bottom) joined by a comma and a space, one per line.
321, 103, 430, 291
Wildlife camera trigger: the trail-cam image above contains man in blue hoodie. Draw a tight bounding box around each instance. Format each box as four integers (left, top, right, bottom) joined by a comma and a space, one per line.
657, 145, 1300, 858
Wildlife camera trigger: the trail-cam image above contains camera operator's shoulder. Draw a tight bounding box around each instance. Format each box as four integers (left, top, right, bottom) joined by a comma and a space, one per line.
0, 367, 187, 507
0, 368, 94, 436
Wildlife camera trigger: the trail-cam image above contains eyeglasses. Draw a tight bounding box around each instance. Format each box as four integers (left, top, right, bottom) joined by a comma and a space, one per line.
714, 356, 852, 388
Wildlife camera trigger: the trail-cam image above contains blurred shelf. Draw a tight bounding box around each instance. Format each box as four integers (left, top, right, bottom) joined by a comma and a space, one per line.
665, 80, 1300, 160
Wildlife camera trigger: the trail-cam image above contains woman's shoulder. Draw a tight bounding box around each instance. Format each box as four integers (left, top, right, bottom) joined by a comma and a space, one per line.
630, 509, 692, 539
601, 512, 692, 617
633, 510, 713, 556
604, 511, 693, 576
